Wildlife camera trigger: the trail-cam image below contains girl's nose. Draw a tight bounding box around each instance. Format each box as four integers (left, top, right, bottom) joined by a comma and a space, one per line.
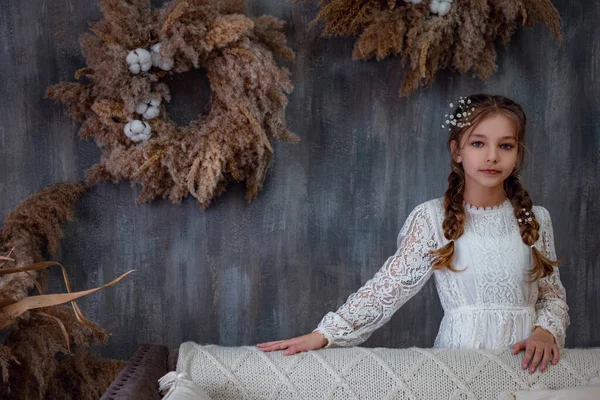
486, 149, 499, 163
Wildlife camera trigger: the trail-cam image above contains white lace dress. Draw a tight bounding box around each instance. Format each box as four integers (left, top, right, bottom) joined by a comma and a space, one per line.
314, 198, 570, 349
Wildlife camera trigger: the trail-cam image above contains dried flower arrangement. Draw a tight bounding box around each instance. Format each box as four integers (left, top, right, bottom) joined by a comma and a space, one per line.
297, 0, 561, 96
48, 0, 298, 208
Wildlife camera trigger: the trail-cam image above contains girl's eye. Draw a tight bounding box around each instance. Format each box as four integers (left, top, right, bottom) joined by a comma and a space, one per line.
472, 141, 484, 147
501, 144, 514, 150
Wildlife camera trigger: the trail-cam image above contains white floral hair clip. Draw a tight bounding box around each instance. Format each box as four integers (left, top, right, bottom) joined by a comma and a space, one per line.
518, 208, 534, 225
441, 96, 475, 131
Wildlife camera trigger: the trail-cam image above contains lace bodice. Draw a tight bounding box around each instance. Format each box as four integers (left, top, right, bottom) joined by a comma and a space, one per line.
314, 198, 570, 349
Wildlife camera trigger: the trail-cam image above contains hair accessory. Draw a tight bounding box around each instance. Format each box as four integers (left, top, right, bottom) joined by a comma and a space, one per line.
517, 208, 534, 225
441, 96, 475, 131
530, 244, 535, 249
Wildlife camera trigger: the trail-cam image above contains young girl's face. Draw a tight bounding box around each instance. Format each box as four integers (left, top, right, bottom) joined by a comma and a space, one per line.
451, 113, 519, 191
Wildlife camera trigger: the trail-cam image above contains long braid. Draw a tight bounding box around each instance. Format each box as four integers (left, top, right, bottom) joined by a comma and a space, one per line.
504, 175, 560, 280
431, 168, 466, 272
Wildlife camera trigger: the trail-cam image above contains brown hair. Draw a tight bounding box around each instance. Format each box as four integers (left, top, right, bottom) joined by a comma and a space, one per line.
430, 94, 560, 280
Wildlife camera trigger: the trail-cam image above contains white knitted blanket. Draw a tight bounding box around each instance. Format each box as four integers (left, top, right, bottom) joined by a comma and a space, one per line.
176, 342, 600, 400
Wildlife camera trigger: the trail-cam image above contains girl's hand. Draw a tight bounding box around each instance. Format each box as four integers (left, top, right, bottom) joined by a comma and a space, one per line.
256, 332, 328, 356
512, 327, 560, 373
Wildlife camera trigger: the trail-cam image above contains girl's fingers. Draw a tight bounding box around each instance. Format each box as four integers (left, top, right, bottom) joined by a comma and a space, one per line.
522, 344, 535, 369
257, 335, 313, 353
259, 337, 310, 352
257, 345, 280, 351
257, 339, 298, 350
539, 348, 552, 372
258, 341, 290, 352
552, 347, 560, 364
256, 340, 285, 347
279, 341, 294, 350
512, 340, 526, 354
269, 344, 288, 352
283, 345, 297, 356
284, 341, 313, 356
529, 346, 544, 373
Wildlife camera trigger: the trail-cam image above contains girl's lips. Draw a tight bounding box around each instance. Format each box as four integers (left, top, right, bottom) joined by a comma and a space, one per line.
480, 169, 501, 174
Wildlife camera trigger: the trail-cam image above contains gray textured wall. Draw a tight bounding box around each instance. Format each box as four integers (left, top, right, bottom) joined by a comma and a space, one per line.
0, 0, 598, 361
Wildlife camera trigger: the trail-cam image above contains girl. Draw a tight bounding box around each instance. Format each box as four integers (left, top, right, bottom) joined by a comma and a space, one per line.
257, 94, 569, 374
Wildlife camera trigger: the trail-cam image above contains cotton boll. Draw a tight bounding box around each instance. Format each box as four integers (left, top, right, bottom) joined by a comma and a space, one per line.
130, 120, 144, 133
430, 0, 440, 12
135, 102, 149, 115
139, 121, 151, 138
124, 121, 143, 142
136, 49, 152, 72
124, 120, 152, 142
135, 98, 161, 120
126, 52, 138, 65
438, 1, 452, 16
124, 123, 134, 139
124, 120, 140, 138
137, 49, 150, 64
143, 106, 160, 119
129, 63, 141, 74
138, 124, 152, 141
126, 48, 152, 74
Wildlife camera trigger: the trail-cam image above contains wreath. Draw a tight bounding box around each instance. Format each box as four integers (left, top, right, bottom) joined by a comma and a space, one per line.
298, 0, 562, 96
0, 183, 132, 399
47, 0, 297, 208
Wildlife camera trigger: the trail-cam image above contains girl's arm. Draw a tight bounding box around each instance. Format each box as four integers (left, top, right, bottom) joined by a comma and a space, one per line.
314, 202, 438, 348
532, 206, 570, 349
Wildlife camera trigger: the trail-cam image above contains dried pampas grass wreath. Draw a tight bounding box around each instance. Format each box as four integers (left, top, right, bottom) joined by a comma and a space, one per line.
297, 0, 562, 96
0, 183, 133, 399
47, 0, 297, 209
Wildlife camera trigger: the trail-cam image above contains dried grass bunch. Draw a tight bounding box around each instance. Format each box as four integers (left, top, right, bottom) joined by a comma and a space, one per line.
0, 183, 130, 399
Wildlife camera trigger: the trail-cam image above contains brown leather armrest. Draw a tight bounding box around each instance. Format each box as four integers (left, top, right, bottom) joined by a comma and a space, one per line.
168, 349, 179, 372
100, 344, 168, 400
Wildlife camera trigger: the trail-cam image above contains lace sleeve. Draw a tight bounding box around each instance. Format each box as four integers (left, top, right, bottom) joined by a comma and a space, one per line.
532, 206, 570, 348
314, 202, 438, 348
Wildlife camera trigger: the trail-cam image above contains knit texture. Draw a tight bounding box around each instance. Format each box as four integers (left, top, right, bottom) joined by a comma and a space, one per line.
177, 342, 600, 400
